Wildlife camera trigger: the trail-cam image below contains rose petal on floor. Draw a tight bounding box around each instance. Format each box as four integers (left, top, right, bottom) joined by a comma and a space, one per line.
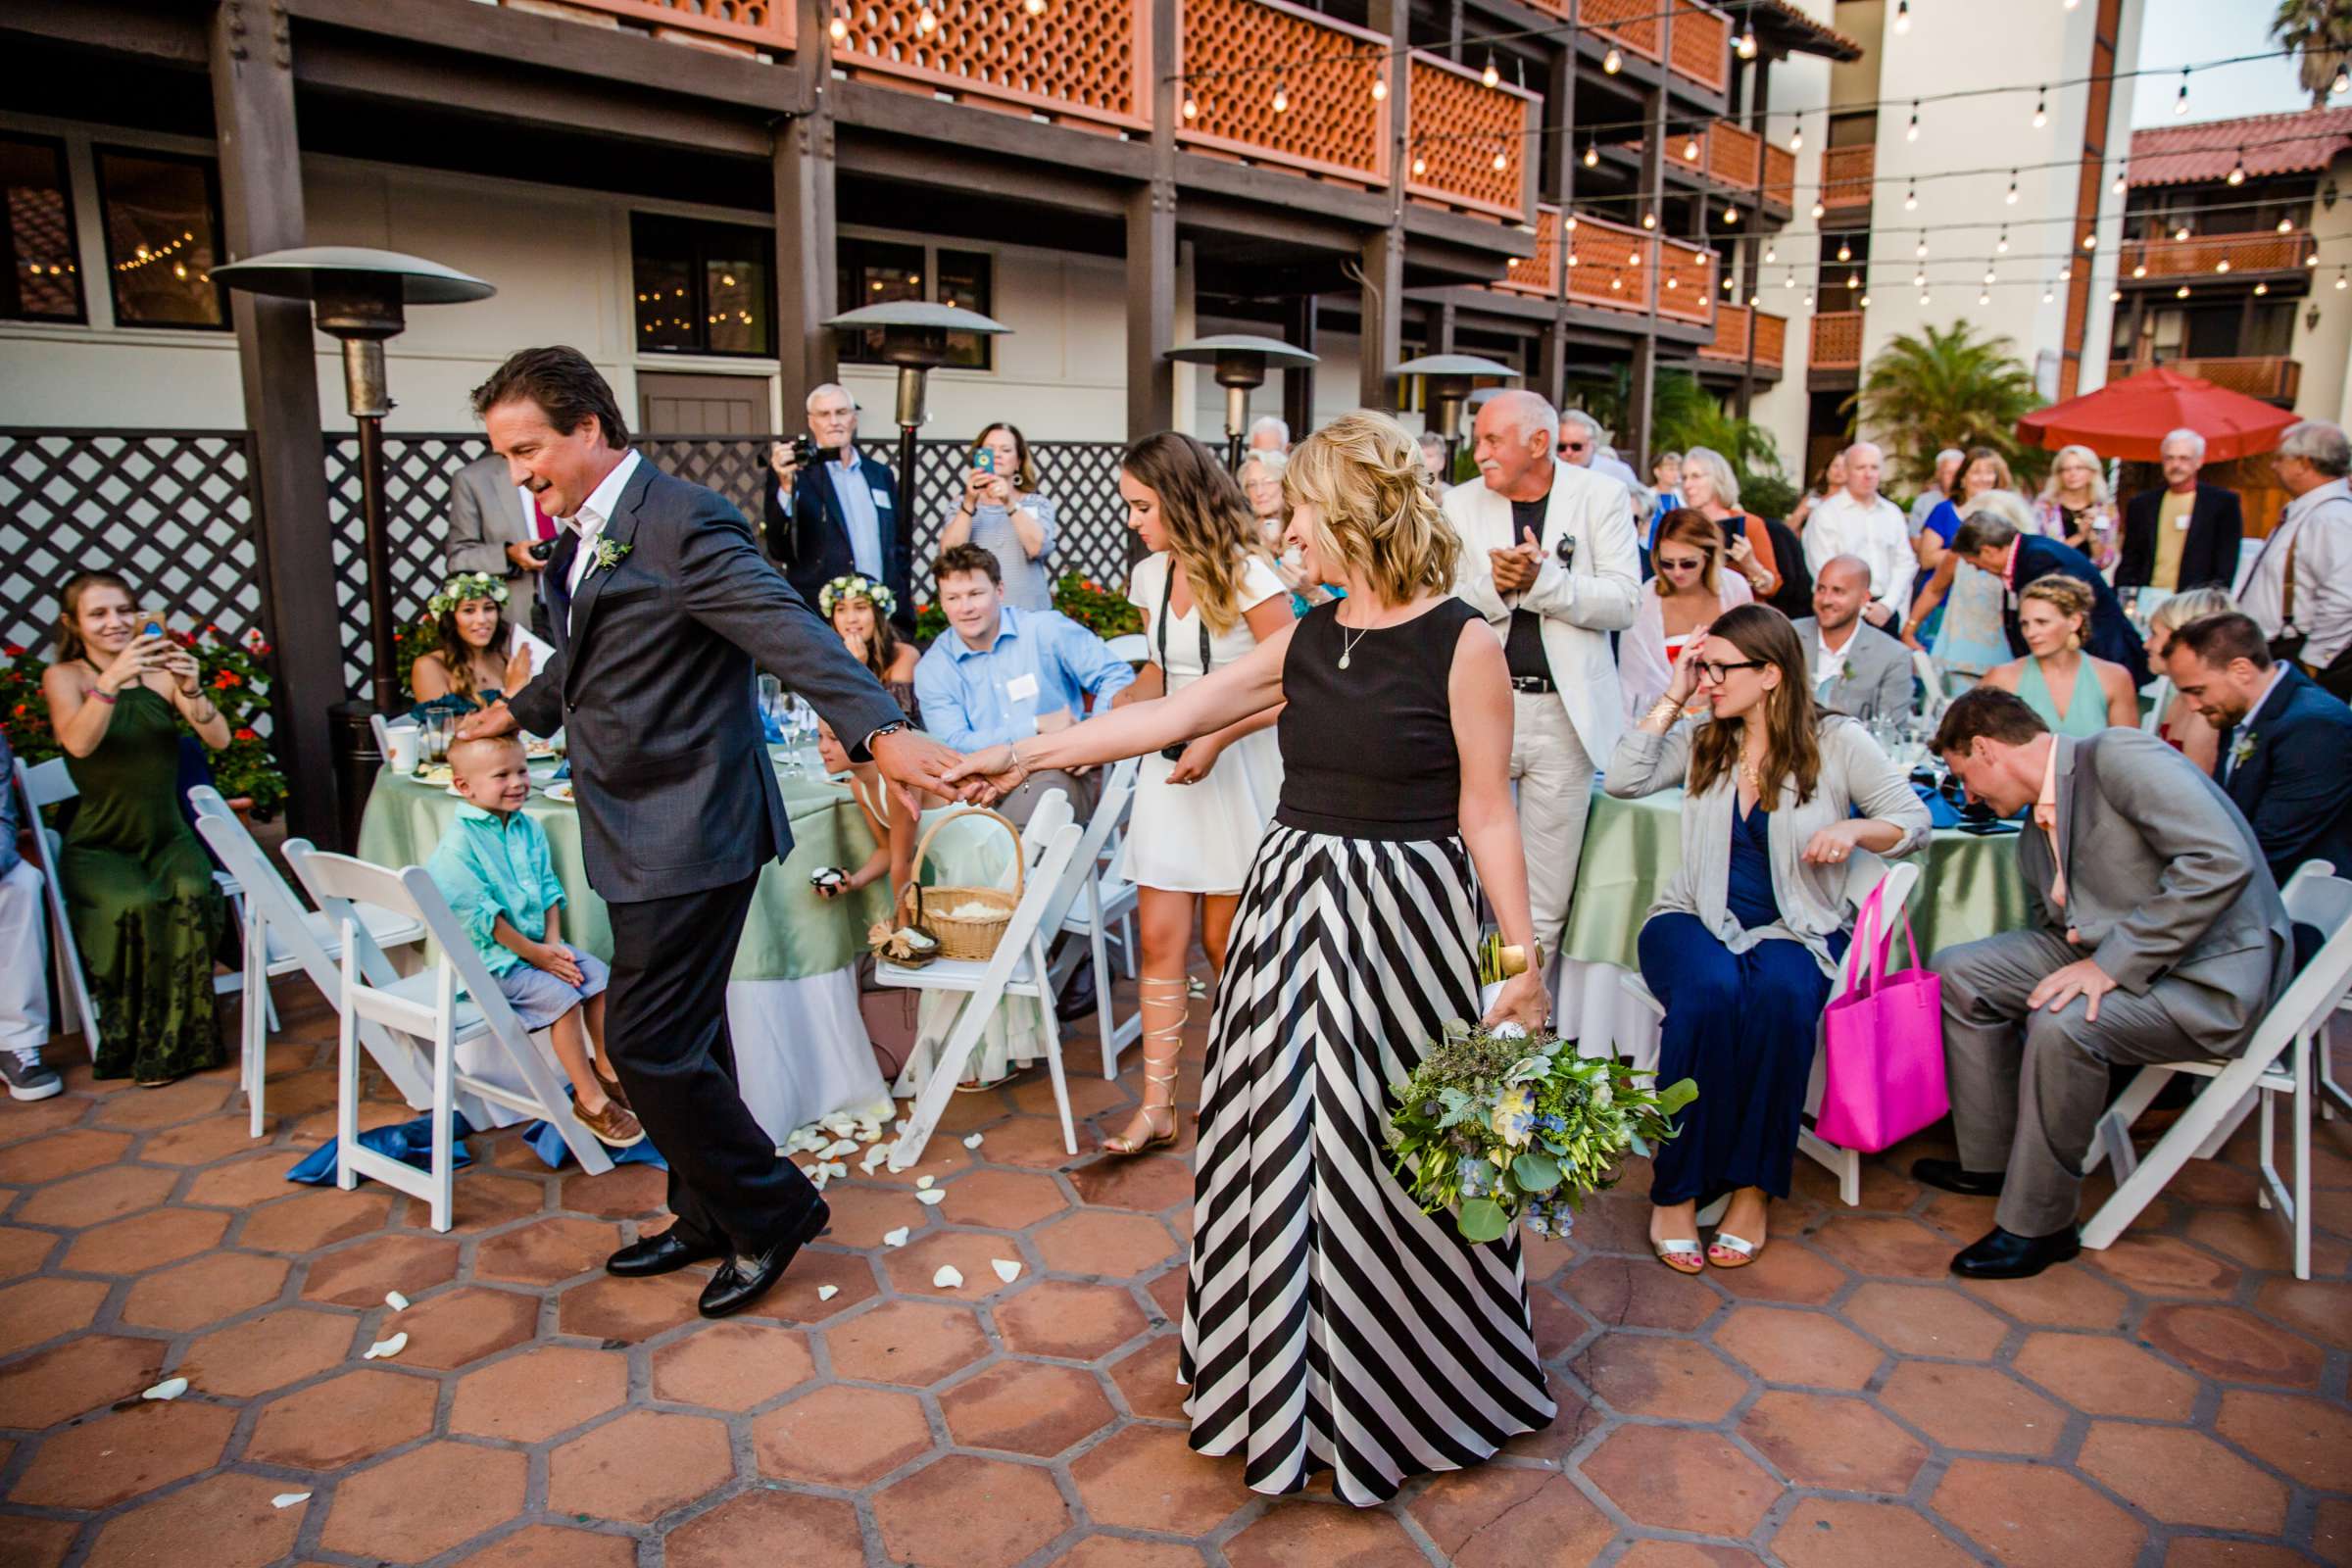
271, 1493, 311, 1509
141, 1377, 188, 1401
915, 1175, 935, 1190
992, 1258, 1021, 1283
932, 1265, 963, 1289
384, 1290, 409, 1312
883, 1227, 909, 1248
817, 1284, 839, 1301
963, 1133, 984, 1149
916, 1190, 946, 1206
363, 1332, 409, 1361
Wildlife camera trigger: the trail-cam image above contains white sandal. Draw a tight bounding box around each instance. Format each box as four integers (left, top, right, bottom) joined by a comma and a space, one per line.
1653, 1239, 1706, 1275
1708, 1232, 1763, 1269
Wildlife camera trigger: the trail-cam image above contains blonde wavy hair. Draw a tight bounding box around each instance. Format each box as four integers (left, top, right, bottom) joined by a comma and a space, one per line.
2020, 572, 2096, 650
2148, 584, 2236, 644
1120, 431, 1263, 635
2038, 443, 2113, 509
1282, 411, 1460, 606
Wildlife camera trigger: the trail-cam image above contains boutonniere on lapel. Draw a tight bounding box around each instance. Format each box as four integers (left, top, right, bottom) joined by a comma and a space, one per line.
2230, 732, 2258, 769
588, 538, 632, 577
1839, 659, 1856, 684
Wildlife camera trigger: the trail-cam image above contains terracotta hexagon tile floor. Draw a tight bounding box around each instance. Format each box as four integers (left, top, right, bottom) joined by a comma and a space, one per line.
1, 977, 2347, 1565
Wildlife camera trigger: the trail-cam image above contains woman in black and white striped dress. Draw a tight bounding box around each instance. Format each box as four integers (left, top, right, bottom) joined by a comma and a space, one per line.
946, 411, 1554, 1505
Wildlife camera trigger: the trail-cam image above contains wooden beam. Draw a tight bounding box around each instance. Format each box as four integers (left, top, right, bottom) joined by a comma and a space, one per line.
1282, 293, 1317, 436
772, 0, 837, 424
841, 136, 1127, 217
209, 0, 340, 846
1358, 226, 1404, 408
282, 0, 793, 113
1175, 159, 1391, 228
831, 82, 1151, 180
0, 0, 206, 65
1127, 0, 1176, 441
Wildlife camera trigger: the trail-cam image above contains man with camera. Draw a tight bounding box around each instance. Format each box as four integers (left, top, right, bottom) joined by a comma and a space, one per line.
446, 451, 558, 641
763, 384, 915, 638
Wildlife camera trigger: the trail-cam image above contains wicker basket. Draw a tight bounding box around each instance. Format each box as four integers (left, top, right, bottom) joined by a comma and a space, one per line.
896, 808, 1023, 961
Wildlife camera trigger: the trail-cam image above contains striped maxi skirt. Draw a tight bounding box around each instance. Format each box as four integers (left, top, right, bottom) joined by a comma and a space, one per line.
1177, 824, 1555, 1506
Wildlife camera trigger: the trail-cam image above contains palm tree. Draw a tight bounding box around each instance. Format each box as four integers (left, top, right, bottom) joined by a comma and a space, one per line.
1847, 321, 2044, 490
2273, 0, 2352, 108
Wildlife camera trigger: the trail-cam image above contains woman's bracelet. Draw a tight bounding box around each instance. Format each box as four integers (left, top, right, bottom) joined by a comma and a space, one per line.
1642, 697, 1683, 728
89, 685, 117, 706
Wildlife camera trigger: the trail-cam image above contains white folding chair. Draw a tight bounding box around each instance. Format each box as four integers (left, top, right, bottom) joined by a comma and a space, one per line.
294, 849, 612, 1231
187, 788, 281, 1044
1910, 649, 1948, 720
879, 816, 1087, 1170
191, 805, 427, 1136
2139, 674, 2173, 735
1043, 759, 1145, 1076
2082, 863, 2352, 1280
15, 758, 96, 1053
1103, 633, 1149, 664
1617, 850, 1921, 1206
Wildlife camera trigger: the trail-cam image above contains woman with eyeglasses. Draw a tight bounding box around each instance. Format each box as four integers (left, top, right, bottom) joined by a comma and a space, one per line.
1242, 449, 1334, 615
1619, 508, 1754, 723
1608, 603, 1929, 1274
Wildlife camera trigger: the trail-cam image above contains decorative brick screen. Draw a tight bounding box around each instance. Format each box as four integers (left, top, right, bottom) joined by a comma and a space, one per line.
1406, 52, 1533, 221
836, 0, 1147, 132
1176, 0, 1386, 184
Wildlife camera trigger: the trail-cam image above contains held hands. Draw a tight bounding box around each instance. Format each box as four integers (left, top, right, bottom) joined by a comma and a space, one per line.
872, 728, 980, 817
1480, 968, 1550, 1034
941, 743, 1026, 806
2028, 955, 2118, 1023
527, 941, 585, 987
1164, 736, 1222, 785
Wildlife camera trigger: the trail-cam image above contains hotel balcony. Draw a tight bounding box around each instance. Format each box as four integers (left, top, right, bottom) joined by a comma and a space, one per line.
2108, 355, 2302, 405
1695, 302, 1787, 378
1821, 144, 1873, 217
1810, 309, 1865, 387
1547, 0, 1737, 100
2117, 230, 2318, 284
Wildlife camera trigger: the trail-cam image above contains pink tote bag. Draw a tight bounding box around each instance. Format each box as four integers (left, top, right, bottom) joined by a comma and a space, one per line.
1814, 881, 1947, 1153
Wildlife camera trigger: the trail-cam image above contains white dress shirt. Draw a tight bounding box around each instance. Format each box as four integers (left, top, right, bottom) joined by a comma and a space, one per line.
2241, 477, 2352, 668
1803, 489, 1917, 616
563, 449, 643, 623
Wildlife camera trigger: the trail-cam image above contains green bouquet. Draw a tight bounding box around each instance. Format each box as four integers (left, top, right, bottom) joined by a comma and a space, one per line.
1387, 953, 1696, 1244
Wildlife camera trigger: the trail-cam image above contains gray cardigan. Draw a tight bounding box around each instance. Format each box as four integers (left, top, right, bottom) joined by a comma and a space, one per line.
1606, 714, 1933, 976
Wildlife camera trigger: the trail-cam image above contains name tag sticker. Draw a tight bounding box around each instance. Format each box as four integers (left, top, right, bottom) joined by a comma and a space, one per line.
873, 489, 893, 510
2176, 513, 2191, 530
1006, 673, 1040, 702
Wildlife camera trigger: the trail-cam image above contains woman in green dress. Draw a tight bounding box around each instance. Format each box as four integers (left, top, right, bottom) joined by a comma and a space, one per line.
40, 571, 229, 1086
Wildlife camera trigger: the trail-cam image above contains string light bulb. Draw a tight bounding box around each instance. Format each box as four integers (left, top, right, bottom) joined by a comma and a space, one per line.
2176, 284, 2190, 299
1371, 73, 1386, 102
2255, 280, 2270, 295
1997, 227, 2010, 254
1846, 271, 1860, 289
1412, 153, 1426, 175
1894, 0, 1911, 33
1837, 240, 1852, 262
1860, 292, 1873, 308
1905, 183, 1918, 212
1724, 204, 1740, 223
2132, 262, 2146, 277
1979, 290, 1990, 305
1913, 270, 1926, 286
2082, 231, 2099, 250
1906, 102, 1920, 141
2217, 258, 2231, 273
2337, 269, 2348, 291
1182, 90, 1198, 120
1686, 132, 1701, 161
916, 4, 936, 31
1493, 146, 1508, 172
1810, 200, 1826, 220
2112, 166, 2128, 195
1272, 77, 1288, 113
2279, 217, 2295, 233
2335, 63, 2351, 97
1916, 235, 1929, 258
2108, 287, 2122, 302
2228, 149, 2246, 186
2059, 266, 2072, 281
828, 11, 847, 41
1481, 52, 1498, 89
1736, 28, 1756, 59
1790, 120, 1803, 152
1764, 244, 1777, 264
2042, 286, 2054, 303
1602, 46, 1622, 74
1803, 291, 1814, 309
1918, 289, 1931, 306
2033, 88, 2047, 129
2006, 171, 2020, 205
1748, 293, 1760, 307
2175, 223, 2190, 241
2175, 68, 2190, 116
1583, 142, 1598, 168
1642, 210, 1657, 229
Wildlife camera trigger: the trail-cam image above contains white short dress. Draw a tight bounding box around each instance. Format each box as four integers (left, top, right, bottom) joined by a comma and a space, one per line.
1118, 551, 1290, 895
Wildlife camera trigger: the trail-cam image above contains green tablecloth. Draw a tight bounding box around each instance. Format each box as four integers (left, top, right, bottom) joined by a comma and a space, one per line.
1561, 787, 2033, 969
356, 749, 897, 981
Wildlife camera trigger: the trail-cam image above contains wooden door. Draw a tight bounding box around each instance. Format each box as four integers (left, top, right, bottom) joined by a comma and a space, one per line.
637, 370, 770, 435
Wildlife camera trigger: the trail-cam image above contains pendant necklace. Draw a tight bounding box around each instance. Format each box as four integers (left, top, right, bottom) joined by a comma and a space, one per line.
1337, 618, 1373, 669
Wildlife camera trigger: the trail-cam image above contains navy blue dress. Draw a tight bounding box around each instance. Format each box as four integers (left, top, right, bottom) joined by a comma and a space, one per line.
1637, 796, 1846, 1206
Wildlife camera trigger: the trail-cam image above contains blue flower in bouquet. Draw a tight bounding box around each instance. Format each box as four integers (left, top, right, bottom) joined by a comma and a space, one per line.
1456, 1153, 1497, 1198
1490, 1084, 1539, 1149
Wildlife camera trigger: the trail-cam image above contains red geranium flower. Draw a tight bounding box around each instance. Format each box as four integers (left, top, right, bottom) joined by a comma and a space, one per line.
233, 726, 259, 741
213, 670, 243, 689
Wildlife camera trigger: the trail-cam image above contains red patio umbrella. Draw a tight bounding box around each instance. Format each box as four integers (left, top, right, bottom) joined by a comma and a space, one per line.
2015, 364, 2298, 464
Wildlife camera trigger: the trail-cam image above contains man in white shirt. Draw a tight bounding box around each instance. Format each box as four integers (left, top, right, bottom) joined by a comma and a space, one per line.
1802, 442, 1914, 626
1446, 391, 1641, 971
2239, 419, 2352, 699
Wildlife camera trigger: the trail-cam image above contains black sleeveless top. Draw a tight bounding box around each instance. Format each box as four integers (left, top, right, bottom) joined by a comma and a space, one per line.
1276, 596, 1481, 841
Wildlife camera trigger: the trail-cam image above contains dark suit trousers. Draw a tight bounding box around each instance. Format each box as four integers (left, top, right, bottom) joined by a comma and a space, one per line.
605, 873, 820, 1250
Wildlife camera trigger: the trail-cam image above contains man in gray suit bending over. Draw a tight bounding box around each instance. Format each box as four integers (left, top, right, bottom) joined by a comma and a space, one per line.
1794, 555, 1913, 723
1923, 688, 2291, 1280
460, 347, 962, 1318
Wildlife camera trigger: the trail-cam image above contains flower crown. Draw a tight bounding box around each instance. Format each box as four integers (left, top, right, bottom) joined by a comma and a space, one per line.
427, 572, 510, 615
818, 573, 896, 618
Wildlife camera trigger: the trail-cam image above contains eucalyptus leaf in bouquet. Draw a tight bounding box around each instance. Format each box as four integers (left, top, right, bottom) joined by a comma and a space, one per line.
1388, 1020, 1696, 1244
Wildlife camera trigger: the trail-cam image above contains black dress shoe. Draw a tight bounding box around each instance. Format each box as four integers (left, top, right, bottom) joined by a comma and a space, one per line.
699, 1201, 831, 1319
1913, 1158, 2006, 1198
606, 1227, 723, 1278
1054, 962, 1098, 1023
1951, 1224, 2081, 1280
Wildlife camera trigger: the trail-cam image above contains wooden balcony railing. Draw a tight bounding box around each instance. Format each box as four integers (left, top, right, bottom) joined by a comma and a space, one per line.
2120, 231, 2315, 279
1408, 51, 1536, 221
1496, 205, 1564, 297
1812, 310, 1865, 369
834, 0, 1144, 131
1177, 0, 1386, 182
2109, 356, 2302, 403
1822, 145, 1874, 212
1708, 121, 1761, 189
541, 0, 794, 50
1668, 0, 1731, 93
1657, 237, 1715, 323
1754, 309, 1786, 369
1700, 302, 1750, 361
1566, 212, 1655, 315
1580, 0, 1662, 62
1761, 142, 1796, 209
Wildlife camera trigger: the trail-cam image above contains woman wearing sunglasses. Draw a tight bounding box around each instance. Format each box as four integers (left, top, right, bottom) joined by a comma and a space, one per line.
1607, 604, 1930, 1274
1619, 507, 1756, 724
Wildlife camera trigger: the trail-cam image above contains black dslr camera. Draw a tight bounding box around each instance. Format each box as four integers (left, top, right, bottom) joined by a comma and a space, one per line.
787, 432, 824, 468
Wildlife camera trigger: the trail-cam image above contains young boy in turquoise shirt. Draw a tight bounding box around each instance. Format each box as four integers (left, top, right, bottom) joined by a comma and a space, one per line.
427, 734, 642, 1149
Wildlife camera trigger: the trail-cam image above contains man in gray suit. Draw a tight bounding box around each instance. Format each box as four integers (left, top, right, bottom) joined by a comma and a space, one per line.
459, 347, 963, 1319
1794, 555, 1913, 723
444, 452, 552, 638
1924, 688, 2291, 1279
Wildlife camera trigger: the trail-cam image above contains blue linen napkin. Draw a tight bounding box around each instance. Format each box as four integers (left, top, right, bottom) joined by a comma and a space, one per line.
286, 1112, 475, 1185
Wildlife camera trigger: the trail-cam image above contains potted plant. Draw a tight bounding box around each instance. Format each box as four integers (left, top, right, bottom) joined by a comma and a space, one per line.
179, 625, 289, 822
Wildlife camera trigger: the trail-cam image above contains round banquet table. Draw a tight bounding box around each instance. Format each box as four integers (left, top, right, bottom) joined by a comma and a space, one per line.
357, 747, 959, 1145
1555, 785, 2033, 1062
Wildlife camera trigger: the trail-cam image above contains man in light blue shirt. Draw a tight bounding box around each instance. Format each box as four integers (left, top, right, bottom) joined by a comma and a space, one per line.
914, 543, 1134, 822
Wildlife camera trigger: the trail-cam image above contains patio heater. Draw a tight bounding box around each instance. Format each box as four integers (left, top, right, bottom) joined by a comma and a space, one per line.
215, 247, 496, 849
1394, 353, 1520, 476
822, 301, 1011, 510
1162, 334, 1319, 469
